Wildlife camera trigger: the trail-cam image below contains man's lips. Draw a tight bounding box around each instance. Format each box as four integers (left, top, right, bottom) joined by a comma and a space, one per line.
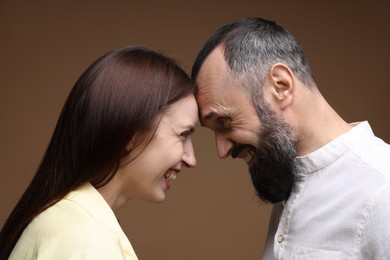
242, 150, 255, 165
231, 145, 255, 165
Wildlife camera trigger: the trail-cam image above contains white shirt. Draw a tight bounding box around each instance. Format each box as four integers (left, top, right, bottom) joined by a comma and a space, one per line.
262, 121, 390, 259
9, 182, 138, 259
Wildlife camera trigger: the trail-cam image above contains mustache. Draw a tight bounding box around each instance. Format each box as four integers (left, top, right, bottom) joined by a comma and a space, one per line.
231, 144, 255, 159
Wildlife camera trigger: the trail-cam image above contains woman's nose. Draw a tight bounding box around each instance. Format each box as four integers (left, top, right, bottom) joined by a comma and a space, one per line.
183, 140, 197, 168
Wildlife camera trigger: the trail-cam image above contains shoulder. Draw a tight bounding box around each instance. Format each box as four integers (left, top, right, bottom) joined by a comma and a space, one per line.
355, 185, 390, 258
39, 220, 127, 258
26, 197, 99, 237
11, 198, 127, 259
10, 183, 139, 259
349, 133, 390, 179
11, 184, 138, 259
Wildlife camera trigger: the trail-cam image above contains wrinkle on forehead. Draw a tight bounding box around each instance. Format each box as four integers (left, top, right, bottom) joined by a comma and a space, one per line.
195, 88, 214, 122
195, 71, 232, 108
195, 46, 241, 121
197, 94, 237, 128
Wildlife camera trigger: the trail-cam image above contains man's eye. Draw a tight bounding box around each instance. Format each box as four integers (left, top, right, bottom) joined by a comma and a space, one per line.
216, 117, 231, 129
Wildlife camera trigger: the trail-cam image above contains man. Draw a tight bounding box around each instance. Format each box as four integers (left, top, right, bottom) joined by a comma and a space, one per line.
191, 17, 390, 259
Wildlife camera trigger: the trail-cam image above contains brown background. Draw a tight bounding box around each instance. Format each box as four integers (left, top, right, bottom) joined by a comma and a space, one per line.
1, 1, 389, 259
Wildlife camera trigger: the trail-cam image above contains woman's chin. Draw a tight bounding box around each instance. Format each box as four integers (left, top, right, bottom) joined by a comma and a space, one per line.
145, 193, 166, 204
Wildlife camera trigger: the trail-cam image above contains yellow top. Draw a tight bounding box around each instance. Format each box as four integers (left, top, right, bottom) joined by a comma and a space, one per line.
9, 182, 138, 259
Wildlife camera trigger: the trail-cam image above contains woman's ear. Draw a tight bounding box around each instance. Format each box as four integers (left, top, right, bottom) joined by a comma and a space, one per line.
125, 143, 132, 152
125, 137, 137, 154
265, 63, 295, 110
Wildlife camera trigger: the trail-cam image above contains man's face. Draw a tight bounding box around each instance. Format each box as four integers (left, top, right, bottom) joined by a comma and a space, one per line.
196, 47, 296, 203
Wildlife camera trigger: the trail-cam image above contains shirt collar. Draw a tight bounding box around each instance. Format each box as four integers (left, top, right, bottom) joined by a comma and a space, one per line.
294, 121, 374, 176
64, 182, 129, 241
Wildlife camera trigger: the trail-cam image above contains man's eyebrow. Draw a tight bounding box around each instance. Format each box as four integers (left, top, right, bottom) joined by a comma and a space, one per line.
200, 111, 216, 126
204, 111, 217, 120
200, 105, 231, 126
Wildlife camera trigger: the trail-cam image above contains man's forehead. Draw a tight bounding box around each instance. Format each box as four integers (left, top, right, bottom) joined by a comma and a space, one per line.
197, 91, 233, 125
195, 89, 214, 120
194, 46, 234, 122
199, 108, 228, 127
201, 54, 224, 72
195, 57, 230, 105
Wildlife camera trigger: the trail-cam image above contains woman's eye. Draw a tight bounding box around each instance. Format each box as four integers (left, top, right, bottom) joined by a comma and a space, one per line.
180, 131, 191, 139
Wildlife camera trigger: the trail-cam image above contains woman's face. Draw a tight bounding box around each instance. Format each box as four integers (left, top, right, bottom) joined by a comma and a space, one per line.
118, 95, 198, 203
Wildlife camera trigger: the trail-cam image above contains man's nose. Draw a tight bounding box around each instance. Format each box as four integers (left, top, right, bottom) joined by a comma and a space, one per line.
215, 133, 233, 159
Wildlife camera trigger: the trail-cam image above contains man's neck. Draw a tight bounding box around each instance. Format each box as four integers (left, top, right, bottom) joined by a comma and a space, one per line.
294, 92, 352, 156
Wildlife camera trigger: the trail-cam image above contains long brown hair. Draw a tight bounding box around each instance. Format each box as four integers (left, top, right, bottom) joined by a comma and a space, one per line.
0, 46, 194, 259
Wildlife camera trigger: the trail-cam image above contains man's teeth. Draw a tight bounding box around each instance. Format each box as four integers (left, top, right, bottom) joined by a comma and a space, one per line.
243, 150, 254, 164
164, 171, 177, 181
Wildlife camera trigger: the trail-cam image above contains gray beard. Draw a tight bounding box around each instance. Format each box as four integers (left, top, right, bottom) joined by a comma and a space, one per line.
250, 99, 298, 203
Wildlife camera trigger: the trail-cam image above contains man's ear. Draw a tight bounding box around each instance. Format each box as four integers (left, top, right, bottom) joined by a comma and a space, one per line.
265, 63, 295, 110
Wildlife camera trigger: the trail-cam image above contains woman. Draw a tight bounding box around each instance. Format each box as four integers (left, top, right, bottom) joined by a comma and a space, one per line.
0, 46, 198, 259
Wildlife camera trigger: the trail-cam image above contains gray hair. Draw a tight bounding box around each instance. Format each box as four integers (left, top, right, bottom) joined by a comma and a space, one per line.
192, 18, 316, 99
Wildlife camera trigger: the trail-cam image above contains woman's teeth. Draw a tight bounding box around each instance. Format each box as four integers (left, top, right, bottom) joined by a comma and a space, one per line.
164, 171, 177, 181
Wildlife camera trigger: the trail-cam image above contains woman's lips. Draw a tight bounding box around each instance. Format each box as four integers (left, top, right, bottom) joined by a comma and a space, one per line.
164, 169, 180, 190
165, 178, 171, 190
